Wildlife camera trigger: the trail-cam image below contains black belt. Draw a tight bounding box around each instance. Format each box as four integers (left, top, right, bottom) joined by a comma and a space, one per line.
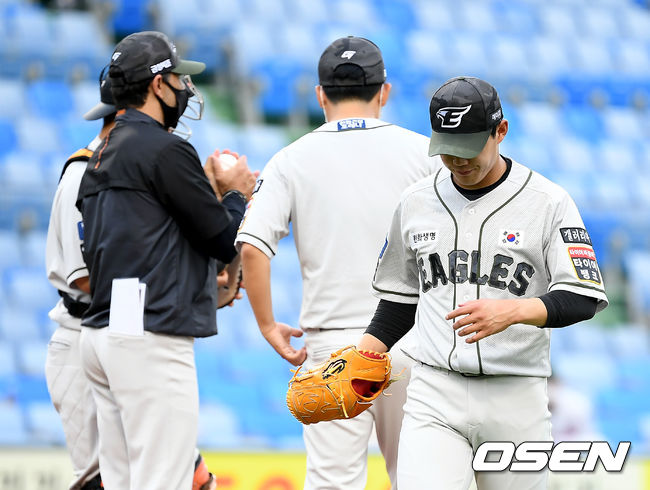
58, 290, 89, 318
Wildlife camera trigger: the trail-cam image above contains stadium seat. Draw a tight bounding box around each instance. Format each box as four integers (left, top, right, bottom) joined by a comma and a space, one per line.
614, 39, 650, 76
553, 352, 616, 395
580, 5, 622, 38
0, 117, 17, 157
197, 402, 243, 448
16, 341, 48, 377
3, 266, 58, 310
16, 117, 61, 154
25, 401, 66, 445
60, 118, 101, 156
0, 230, 23, 269
494, 1, 539, 35
0, 401, 28, 444
239, 124, 288, 169
0, 307, 43, 343
15, 374, 50, 405
0, 78, 27, 118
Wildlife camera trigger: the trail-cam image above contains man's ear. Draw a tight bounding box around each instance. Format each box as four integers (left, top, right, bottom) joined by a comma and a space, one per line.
496, 119, 508, 143
315, 85, 326, 109
379, 82, 391, 107
150, 74, 165, 98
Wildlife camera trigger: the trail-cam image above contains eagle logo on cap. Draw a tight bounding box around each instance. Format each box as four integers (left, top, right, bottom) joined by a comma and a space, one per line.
436, 105, 471, 128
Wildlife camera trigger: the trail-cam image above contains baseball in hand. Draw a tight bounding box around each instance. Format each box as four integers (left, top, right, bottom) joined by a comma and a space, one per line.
218, 153, 238, 170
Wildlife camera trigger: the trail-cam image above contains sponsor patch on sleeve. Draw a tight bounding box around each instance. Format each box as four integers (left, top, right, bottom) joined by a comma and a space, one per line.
409, 230, 438, 249
560, 227, 592, 245
568, 246, 601, 284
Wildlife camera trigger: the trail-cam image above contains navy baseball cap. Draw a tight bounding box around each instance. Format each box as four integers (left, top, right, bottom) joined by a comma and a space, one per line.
428, 77, 503, 159
318, 36, 386, 87
84, 67, 116, 121
109, 31, 205, 87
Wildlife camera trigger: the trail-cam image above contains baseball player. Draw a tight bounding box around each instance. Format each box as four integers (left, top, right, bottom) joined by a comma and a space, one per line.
237, 36, 440, 489
357, 76, 609, 490
45, 69, 218, 490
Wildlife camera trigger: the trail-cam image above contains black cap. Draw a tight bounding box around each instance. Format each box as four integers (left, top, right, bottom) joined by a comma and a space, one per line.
318, 36, 386, 87
83, 67, 116, 121
428, 76, 503, 159
109, 31, 205, 87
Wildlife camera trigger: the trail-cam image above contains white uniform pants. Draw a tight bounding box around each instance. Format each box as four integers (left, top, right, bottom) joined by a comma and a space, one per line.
302, 328, 412, 490
45, 326, 100, 490
79, 327, 198, 490
397, 362, 551, 490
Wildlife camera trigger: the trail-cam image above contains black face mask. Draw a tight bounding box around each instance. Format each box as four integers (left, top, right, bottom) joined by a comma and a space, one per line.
157, 79, 190, 129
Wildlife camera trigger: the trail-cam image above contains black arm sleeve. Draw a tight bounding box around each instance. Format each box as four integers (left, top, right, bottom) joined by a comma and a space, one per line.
365, 299, 417, 350
204, 192, 246, 263
539, 290, 598, 328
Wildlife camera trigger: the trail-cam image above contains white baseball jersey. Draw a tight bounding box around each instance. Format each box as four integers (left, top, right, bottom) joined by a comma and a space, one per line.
236, 118, 440, 329
373, 159, 608, 377
46, 137, 100, 330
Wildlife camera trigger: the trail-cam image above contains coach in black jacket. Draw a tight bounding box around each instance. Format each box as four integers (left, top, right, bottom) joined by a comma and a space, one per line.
76, 31, 255, 490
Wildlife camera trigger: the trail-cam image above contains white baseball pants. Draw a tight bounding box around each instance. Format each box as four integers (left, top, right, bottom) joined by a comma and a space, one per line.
397, 362, 551, 490
79, 327, 198, 490
45, 326, 101, 490
302, 327, 412, 490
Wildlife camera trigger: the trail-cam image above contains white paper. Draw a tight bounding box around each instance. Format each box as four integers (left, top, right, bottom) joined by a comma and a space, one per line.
108, 278, 146, 336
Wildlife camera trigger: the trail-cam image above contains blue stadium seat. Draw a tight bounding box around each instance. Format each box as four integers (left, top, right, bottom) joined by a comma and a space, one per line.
25, 400, 66, 445
598, 415, 643, 449
285, 0, 329, 25
529, 36, 574, 77
555, 138, 595, 174
15, 374, 50, 405
197, 402, 243, 448
0, 307, 43, 343
239, 124, 288, 169
614, 39, 650, 77
61, 119, 101, 156
572, 38, 615, 75
251, 59, 303, 118
580, 5, 622, 38
26, 80, 74, 120
0, 78, 27, 118
609, 325, 650, 359
51, 11, 110, 66
619, 5, 650, 41
562, 105, 604, 143
0, 401, 28, 444
0, 151, 45, 195
0, 341, 17, 399
553, 352, 616, 395
110, 0, 151, 35
2, 266, 58, 310
616, 358, 650, 391
22, 230, 48, 268
0, 230, 22, 269
602, 107, 645, 141
537, 4, 578, 38
493, 1, 539, 35
16, 341, 48, 377
456, 1, 498, 34
0, 117, 17, 157
16, 117, 61, 154
404, 31, 449, 78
